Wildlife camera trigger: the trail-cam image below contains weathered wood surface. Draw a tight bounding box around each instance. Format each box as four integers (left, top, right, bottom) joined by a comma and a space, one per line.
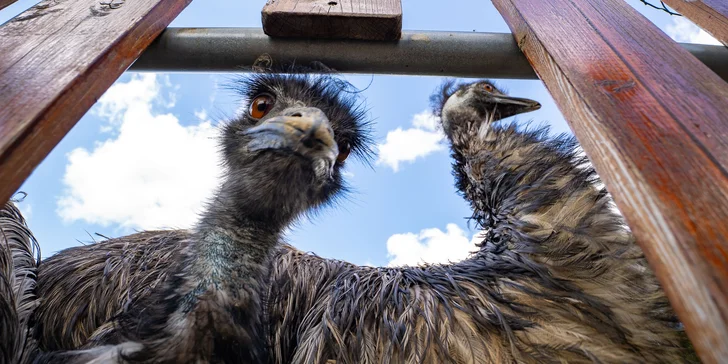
262, 0, 401, 41
0, 0, 192, 206
0, 0, 20, 11
662, 0, 728, 46
490, 0, 728, 362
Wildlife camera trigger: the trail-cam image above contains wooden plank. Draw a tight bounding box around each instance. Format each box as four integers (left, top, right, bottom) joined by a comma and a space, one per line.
489, 0, 728, 362
662, 0, 728, 46
0, 0, 20, 11
262, 0, 402, 41
0, 0, 191, 206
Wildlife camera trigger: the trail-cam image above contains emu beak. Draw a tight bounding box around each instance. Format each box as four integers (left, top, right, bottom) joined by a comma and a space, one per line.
491, 95, 541, 119
243, 107, 339, 165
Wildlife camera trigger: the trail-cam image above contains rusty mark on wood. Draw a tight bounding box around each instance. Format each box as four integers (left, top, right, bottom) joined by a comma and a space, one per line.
596, 79, 636, 94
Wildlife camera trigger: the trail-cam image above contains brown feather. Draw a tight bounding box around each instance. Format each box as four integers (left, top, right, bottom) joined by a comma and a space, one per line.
0, 200, 41, 364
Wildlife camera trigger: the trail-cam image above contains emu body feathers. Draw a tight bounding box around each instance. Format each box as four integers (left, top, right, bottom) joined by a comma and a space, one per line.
0, 77, 696, 363
0, 202, 40, 364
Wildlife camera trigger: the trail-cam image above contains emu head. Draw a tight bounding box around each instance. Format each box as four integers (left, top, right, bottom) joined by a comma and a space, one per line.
432, 80, 542, 141
219, 73, 372, 224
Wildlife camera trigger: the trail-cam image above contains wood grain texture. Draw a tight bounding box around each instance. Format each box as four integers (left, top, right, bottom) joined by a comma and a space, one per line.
0, 0, 20, 11
0, 0, 192, 206
262, 0, 401, 40
490, 0, 728, 362
662, 0, 728, 46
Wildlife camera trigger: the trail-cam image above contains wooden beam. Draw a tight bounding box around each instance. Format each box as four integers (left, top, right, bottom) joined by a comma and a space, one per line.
262, 0, 402, 41
490, 0, 728, 362
662, 0, 728, 46
0, 0, 20, 11
0, 0, 191, 206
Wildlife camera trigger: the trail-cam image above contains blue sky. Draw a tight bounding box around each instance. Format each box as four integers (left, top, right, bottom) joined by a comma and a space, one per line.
0, 0, 720, 266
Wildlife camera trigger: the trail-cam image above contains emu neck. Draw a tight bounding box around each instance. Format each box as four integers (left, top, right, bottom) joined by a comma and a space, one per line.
193, 179, 289, 277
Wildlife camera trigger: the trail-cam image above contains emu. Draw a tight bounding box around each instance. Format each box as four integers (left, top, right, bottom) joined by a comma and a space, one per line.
0, 74, 695, 363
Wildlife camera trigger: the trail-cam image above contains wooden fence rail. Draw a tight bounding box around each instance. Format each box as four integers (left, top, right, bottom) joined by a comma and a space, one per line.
262, 0, 402, 40
491, 0, 728, 362
662, 0, 728, 46
0, 0, 19, 12
0, 0, 192, 206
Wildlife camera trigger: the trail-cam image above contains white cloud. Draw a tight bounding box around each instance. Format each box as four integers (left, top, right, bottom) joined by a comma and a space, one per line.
386, 224, 484, 267
665, 17, 721, 46
57, 73, 224, 231
195, 109, 208, 122
411, 110, 440, 130
92, 74, 161, 125
376, 111, 446, 172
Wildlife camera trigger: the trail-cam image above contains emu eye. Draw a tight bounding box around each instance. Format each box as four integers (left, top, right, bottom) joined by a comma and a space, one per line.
249, 94, 275, 119
337, 142, 351, 163
482, 84, 495, 92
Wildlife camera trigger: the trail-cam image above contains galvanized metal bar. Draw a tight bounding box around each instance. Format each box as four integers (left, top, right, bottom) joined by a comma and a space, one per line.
130, 28, 728, 81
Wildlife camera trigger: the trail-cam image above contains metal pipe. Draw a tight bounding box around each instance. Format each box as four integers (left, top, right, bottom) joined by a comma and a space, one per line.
130, 28, 728, 81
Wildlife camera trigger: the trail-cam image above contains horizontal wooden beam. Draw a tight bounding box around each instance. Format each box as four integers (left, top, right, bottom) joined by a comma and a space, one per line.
490, 0, 728, 362
262, 0, 402, 41
0, 0, 192, 206
662, 0, 728, 46
0, 0, 19, 11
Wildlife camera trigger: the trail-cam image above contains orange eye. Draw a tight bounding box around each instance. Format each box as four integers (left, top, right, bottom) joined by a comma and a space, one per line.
337, 142, 351, 163
249, 94, 275, 119
483, 84, 495, 92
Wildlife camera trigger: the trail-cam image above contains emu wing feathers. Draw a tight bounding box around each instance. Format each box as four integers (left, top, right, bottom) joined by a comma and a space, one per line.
32, 230, 184, 351
0, 201, 40, 364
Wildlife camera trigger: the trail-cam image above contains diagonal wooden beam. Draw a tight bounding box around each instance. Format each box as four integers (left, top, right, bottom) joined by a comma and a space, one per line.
0, 0, 20, 11
490, 0, 728, 362
0, 0, 192, 206
662, 0, 728, 46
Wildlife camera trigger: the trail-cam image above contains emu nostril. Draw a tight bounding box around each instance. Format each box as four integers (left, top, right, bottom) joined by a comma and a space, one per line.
301, 136, 315, 148
290, 112, 303, 117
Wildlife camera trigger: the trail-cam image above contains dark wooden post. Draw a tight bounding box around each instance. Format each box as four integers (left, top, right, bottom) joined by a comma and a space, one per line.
490, 0, 728, 362
0, 0, 19, 11
0, 0, 192, 206
662, 0, 728, 46
262, 0, 402, 40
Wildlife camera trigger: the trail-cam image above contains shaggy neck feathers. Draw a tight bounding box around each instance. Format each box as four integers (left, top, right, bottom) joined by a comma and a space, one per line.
192, 177, 287, 286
